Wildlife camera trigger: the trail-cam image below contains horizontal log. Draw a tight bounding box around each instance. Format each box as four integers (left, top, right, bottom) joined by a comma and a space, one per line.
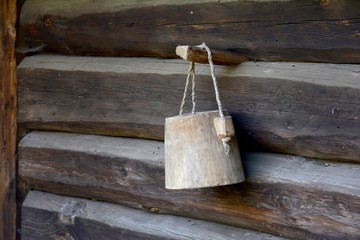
22, 191, 282, 240
19, 0, 360, 63
18, 131, 360, 239
18, 55, 360, 161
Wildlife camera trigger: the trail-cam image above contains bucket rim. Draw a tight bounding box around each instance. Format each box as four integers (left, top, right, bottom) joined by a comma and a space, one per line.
166, 109, 230, 120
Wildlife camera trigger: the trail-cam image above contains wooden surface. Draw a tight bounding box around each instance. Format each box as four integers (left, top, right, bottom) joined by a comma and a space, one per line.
18, 0, 360, 63
18, 55, 360, 162
22, 191, 283, 240
0, 1, 17, 239
165, 111, 244, 189
18, 131, 360, 239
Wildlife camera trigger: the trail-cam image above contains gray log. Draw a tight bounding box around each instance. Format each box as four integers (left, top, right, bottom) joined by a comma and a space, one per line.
22, 190, 284, 240
19, 0, 360, 63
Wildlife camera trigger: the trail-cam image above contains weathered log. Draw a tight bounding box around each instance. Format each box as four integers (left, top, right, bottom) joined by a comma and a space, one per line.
19, 0, 360, 63
22, 191, 283, 240
18, 55, 360, 161
0, 0, 17, 239
18, 131, 360, 239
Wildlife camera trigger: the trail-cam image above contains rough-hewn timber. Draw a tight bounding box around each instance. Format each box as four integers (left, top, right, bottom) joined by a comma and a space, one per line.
22, 191, 283, 240
0, 0, 17, 239
19, 0, 360, 63
18, 55, 360, 161
18, 131, 360, 239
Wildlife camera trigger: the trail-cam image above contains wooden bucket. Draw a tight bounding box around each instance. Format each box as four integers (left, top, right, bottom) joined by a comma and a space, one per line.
165, 43, 245, 189
165, 110, 245, 189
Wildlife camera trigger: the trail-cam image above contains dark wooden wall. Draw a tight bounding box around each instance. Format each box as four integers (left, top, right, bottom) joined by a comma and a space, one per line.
16, 0, 360, 239
0, 0, 17, 240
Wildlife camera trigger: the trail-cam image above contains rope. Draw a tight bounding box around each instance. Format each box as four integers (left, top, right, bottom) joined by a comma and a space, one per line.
199, 43, 230, 154
178, 43, 231, 154
222, 137, 231, 155
179, 61, 195, 115
197, 43, 224, 118
191, 65, 196, 114
179, 43, 225, 118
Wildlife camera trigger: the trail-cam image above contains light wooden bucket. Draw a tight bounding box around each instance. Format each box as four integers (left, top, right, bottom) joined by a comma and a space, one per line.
165, 43, 245, 189
165, 110, 245, 189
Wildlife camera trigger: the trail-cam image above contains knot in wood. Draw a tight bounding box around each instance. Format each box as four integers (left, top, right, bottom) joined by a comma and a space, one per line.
43, 15, 53, 28
59, 200, 86, 225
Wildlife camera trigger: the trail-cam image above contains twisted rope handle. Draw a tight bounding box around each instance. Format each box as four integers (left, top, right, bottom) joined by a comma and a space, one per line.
179, 62, 196, 115
179, 43, 224, 118
197, 43, 224, 118
178, 43, 231, 154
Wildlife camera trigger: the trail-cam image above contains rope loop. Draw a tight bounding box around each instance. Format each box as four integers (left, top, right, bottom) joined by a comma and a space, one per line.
197, 43, 224, 118
179, 43, 224, 118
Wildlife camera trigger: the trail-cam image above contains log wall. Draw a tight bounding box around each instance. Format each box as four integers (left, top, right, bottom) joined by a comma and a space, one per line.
17, 1, 360, 239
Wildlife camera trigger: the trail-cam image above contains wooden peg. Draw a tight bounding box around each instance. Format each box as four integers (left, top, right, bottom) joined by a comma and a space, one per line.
214, 116, 235, 139
176, 45, 249, 66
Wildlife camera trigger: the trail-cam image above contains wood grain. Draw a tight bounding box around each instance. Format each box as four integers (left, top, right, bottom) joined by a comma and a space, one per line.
0, 0, 17, 239
19, 0, 360, 63
22, 191, 283, 240
18, 55, 360, 162
18, 131, 360, 239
